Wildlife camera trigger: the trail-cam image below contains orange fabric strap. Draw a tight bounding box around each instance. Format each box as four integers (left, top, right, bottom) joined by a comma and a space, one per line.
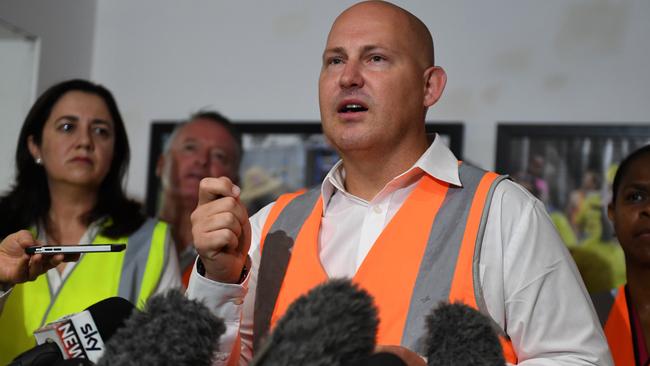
447, 171, 517, 364
605, 286, 635, 366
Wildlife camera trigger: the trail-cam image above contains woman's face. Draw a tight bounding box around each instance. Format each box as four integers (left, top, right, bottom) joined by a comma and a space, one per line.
28, 91, 115, 190
608, 153, 650, 267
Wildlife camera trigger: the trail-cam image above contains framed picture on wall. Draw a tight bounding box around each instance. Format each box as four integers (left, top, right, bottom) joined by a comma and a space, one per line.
145, 121, 463, 216
495, 123, 650, 243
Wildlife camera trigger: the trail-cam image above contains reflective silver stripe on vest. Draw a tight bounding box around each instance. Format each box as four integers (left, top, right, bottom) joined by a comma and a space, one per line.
401, 164, 506, 353
253, 188, 321, 349
118, 218, 160, 303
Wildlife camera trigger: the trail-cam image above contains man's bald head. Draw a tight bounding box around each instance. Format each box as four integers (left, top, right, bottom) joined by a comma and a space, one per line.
319, 0, 447, 164
329, 1, 434, 68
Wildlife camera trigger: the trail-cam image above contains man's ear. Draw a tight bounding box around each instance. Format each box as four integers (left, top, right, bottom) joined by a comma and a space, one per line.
423, 66, 447, 108
27, 135, 41, 161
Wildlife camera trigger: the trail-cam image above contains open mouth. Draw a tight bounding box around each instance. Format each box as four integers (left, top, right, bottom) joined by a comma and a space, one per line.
338, 104, 368, 113
337, 98, 369, 114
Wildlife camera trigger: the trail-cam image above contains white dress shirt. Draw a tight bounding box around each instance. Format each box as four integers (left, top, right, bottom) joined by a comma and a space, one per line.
187, 135, 613, 365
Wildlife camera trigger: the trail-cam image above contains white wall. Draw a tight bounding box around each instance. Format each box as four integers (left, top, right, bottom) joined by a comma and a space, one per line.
0, 0, 96, 191
0, 32, 38, 192
91, 0, 650, 201
0, 0, 96, 93
3, 0, 649, 201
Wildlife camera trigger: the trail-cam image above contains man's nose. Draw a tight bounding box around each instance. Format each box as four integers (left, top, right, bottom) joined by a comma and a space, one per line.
195, 151, 208, 166
339, 60, 364, 89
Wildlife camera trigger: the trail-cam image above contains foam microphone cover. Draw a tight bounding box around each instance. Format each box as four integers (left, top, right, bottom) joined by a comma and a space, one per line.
96, 289, 226, 366
251, 279, 379, 366
425, 302, 505, 366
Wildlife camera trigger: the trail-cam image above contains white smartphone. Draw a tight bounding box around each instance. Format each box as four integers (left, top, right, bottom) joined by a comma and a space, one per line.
25, 244, 126, 255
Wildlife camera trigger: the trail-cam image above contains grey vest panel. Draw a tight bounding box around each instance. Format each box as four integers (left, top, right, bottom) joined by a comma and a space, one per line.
591, 289, 618, 327
117, 218, 161, 305
253, 188, 321, 350
401, 164, 506, 353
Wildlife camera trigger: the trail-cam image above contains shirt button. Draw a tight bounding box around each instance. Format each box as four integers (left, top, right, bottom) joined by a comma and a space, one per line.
233, 298, 244, 305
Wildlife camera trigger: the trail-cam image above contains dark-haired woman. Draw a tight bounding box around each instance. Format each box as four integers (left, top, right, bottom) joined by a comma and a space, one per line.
594, 145, 650, 366
0, 79, 180, 363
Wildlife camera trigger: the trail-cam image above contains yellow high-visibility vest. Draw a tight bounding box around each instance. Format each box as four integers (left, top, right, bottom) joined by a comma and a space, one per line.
0, 218, 169, 364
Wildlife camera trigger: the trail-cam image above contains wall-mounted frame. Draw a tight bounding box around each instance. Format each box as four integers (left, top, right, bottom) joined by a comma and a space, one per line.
495, 123, 650, 241
146, 121, 464, 216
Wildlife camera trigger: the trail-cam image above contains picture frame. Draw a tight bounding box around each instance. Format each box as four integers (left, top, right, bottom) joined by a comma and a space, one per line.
495, 123, 650, 242
145, 121, 464, 216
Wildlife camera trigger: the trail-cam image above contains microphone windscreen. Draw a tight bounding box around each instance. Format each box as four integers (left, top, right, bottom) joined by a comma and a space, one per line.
425, 302, 505, 366
252, 279, 378, 366
97, 289, 225, 366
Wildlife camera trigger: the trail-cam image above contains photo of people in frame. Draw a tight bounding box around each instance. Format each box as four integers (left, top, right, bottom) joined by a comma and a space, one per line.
496, 124, 650, 294
146, 122, 463, 216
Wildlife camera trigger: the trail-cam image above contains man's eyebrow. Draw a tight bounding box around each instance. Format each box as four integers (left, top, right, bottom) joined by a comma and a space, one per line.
361, 45, 384, 53
323, 46, 346, 56
323, 45, 389, 56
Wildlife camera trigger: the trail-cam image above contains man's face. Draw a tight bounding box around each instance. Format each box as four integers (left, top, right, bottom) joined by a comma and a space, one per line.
318, 4, 433, 156
159, 118, 239, 206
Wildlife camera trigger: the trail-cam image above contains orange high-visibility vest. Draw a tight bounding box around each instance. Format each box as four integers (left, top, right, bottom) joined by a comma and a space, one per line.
253, 164, 517, 363
598, 286, 637, 366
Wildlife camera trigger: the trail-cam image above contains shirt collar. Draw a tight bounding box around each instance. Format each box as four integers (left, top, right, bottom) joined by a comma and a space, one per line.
321, 133, 462, 207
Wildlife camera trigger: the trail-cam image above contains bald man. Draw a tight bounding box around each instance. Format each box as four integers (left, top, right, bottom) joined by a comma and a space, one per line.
187, 2, 611, 365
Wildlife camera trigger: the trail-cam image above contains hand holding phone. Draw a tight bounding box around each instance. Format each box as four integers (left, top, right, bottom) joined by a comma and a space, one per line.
25, 244, 126, 255
1, 230, 80, 286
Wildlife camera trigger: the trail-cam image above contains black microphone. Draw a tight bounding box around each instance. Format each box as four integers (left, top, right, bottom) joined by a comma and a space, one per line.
251, 278, 379, 366
10, 297, 135, 366
425, 302, 505, 366
96, 289, 226, 366
343, 352, 407, 366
